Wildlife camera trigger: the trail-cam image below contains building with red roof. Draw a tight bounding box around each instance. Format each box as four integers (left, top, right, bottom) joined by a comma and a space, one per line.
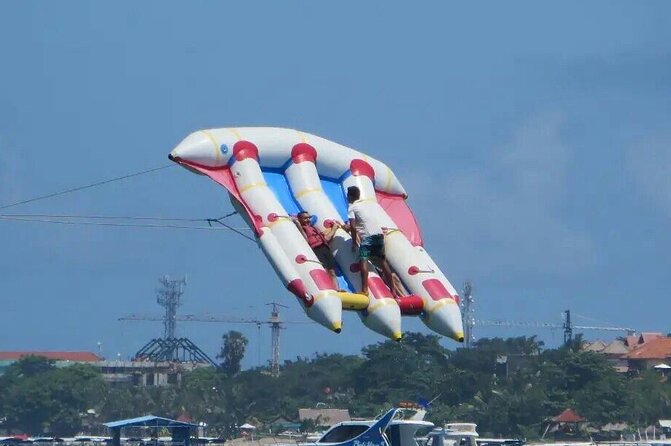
0, 351, 101, 362
552, 408, 585, 423
582, 334, 671, 374
542, 409, 587, 441
0, 351, 102, 376
624, 336, 671, 372
0, 350, 213, 387
625, 332, 664, 350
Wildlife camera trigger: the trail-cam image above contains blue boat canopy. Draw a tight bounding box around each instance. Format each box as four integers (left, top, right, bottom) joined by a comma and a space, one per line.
104, 416, 198, 429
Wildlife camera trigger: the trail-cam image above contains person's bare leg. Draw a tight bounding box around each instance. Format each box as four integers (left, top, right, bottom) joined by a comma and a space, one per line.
379, 258, 400, 299
359, 259, 369, 295
392, 274, 406, 297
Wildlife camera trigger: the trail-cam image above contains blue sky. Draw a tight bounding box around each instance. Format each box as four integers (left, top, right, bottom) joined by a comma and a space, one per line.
1, 2, 670, 368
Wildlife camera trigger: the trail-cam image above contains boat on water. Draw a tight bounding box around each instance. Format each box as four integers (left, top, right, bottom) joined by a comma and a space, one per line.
304, 408, 526, 446
425, 423, 479, 446
302, 408, 433, 446
423, 422, 523, 446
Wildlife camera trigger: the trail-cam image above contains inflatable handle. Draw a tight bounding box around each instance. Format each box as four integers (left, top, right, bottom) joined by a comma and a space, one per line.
268, 212, 292, 223
408, 265, 435, 276
295, 254, 323, 266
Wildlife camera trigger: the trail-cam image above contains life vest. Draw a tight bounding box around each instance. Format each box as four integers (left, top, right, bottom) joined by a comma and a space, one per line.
302, 224, 327, 248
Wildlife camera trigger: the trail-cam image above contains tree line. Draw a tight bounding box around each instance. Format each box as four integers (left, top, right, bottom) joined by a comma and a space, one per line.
1, 332, 670, 439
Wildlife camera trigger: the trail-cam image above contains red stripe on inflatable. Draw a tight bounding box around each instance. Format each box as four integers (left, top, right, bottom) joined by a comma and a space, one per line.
310, 269, 334, 290
287, 279, 312, 307
368, 277, 392, 299
174, 160, 262, 236
233, 140, 259, 162
291, 143, 317, 164
375, 191, 424, 247
396, 295, 424, 315
422, 278, 453, 302
350, 159, 375, 179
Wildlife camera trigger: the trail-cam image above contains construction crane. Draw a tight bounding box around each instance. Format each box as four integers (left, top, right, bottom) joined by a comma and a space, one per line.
118, 275, 218, 366
460, 283, 636, 347
475, 310, 636, 345
120, 301, 312, 376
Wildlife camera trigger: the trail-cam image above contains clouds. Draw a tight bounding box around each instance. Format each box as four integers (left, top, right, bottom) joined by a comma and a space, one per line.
407, 112, 596, 279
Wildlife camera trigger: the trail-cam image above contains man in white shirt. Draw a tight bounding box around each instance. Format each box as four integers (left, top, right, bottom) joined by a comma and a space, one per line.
344, 186, 399, 298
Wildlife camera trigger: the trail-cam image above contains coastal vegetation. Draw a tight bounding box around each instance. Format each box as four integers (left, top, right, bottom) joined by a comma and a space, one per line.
0, 333, 669, 438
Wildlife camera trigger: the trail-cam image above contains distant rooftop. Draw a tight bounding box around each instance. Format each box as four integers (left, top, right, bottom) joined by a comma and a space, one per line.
552, 408, 585, 423
602, 340, 629, 355
624, 337, 671, 360
583, 340, 607, 352
104, 415, 198, 429
626, 333, 664, 349
0, 351, 101, 362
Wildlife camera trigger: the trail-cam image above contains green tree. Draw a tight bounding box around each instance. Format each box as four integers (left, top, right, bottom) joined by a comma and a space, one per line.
217, 331, 249, 377
4, 334, 662, 438
0, 358, 106, 436
10, 355, 56, 377
626, 369, 671, 426
474, 336, 544, 355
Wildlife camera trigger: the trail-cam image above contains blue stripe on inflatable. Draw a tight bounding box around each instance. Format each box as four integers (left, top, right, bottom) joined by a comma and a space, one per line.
337, 272, 353, 292
320, 177, 348, 222
320, 178, 353, 292
262, 170, 302, 216
338, 170, 352, 183
262, 170, 354, 293
280, 158, 293, 172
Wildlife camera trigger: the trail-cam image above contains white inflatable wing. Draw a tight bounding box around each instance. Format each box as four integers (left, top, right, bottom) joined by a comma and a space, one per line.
169, 127, 464, 342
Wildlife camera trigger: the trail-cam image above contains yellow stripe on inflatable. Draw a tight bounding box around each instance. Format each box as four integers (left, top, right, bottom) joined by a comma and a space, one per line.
227, 128, 242, 140
296, 130, 308, 144
238, 182, 268, 194
201, 130, 221, 163
267, 218, 292, 228
295, 187, 322, 198
335, 292, 369, 310
385, 166, 393, 192
367, 297, 397, 314
310, 291, 337, 306
423, 298, 457, 322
